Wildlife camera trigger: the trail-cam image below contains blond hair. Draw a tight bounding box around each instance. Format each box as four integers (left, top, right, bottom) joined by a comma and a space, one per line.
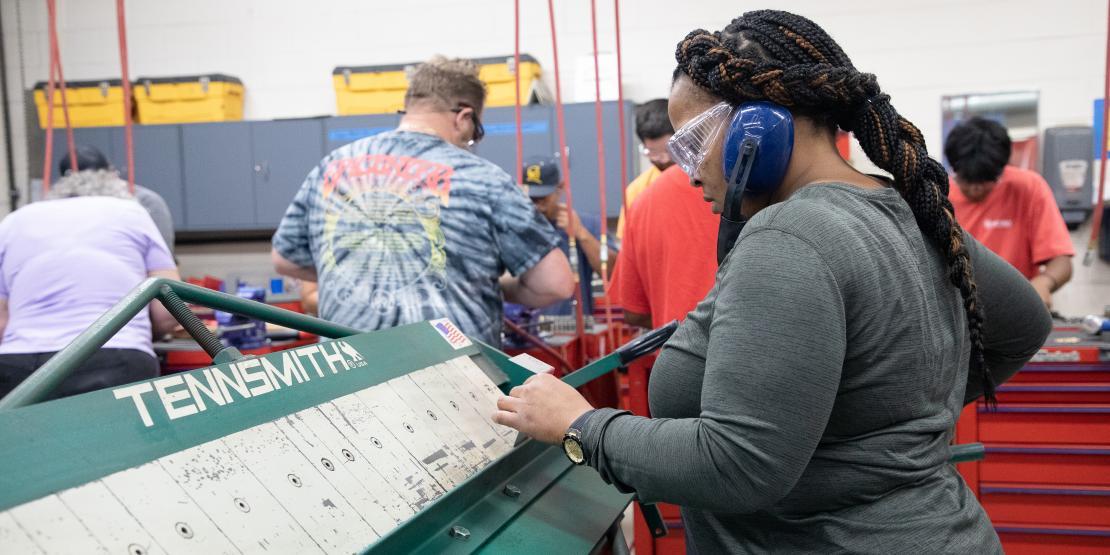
404, 56, 487, 113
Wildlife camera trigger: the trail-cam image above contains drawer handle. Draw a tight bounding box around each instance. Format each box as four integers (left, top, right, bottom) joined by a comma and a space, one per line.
979, 406, 1110, 414
996, 525, 1110, 538
985, 446, 1110, 456
982, 486, 1110, 496
998, 385, 1110, 392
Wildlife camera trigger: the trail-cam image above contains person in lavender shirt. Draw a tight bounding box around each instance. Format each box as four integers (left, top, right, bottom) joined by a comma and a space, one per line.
0, 158, 180, 401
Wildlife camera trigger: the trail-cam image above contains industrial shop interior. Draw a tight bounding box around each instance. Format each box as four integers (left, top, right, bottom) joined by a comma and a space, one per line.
0, 1, 1108, 553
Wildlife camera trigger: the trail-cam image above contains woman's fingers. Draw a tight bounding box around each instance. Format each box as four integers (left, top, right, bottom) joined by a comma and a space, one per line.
492, 410, 522, 429
496, 395, 522, 412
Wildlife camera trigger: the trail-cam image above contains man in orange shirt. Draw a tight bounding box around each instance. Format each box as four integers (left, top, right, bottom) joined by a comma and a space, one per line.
946, 117, 1074, 307
613, 164, 718, 328
616, 99, 676, 240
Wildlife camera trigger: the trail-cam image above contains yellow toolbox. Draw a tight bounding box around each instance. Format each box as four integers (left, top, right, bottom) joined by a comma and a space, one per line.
133, 74, 244, 124
33, 79, 126, 128
332, 62, 411, 116
479, 54, 542, 108
333, 55, 544, 115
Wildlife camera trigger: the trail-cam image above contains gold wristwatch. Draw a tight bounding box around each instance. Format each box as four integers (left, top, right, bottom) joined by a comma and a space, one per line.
562, 428, 585, 465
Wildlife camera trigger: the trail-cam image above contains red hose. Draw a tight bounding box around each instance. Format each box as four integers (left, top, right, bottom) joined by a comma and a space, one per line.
513, 0, 524, 185
589, 0, 615, 355
546, 0, 586, 342
1088, 1, 1110, 264
115, 0, 135, 194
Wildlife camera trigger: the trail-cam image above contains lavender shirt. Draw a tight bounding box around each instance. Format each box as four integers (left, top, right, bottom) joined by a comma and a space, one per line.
0, 197, 175, 356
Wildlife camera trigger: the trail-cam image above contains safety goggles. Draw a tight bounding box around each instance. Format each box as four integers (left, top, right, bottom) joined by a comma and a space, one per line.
666, 102, 734, 177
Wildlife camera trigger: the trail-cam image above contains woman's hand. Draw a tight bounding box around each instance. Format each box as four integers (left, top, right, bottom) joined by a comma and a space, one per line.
492, 373, 595, 444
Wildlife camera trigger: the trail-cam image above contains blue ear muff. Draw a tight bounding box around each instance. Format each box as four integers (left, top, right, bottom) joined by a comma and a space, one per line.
719, 101, 794, 221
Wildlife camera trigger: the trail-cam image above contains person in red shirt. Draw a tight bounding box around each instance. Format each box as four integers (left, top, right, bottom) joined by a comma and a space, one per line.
613, 164, 719, 328
946, 117, 1074, 307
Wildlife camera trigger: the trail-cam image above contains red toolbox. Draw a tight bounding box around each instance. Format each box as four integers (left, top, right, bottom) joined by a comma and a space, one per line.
956, 325, 1110, 552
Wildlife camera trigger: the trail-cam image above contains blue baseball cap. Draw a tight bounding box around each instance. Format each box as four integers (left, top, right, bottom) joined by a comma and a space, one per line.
521, 155, 561, 198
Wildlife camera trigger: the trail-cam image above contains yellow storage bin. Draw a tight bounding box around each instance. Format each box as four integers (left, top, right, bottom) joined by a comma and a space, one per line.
333, 55, 544, 116
332, 63, 412, 116
133, 74, 244, 124
33, 79, 126, 128
479, 55, 542, 108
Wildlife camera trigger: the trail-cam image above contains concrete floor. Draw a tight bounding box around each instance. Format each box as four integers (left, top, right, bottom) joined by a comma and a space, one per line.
1051, 218, 1109, 318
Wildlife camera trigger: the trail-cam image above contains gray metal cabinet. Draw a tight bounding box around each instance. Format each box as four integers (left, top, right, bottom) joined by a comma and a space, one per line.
472, 104, 556, 180
49, 128, 113, 180
39, 101, 636, 232
182, 122, 254, 230
325, 114, 400, 152
251, 119, 325, 228
560, 101, 636, 218
50, 126, 187, 229
109, 125, 187, 227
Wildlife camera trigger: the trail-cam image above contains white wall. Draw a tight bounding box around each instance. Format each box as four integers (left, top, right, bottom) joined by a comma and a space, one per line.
2, 0, 1106, 201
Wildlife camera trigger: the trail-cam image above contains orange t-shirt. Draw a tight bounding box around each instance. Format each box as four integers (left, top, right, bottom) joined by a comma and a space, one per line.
949, 165, 1075, 279
612, 165, 719, 328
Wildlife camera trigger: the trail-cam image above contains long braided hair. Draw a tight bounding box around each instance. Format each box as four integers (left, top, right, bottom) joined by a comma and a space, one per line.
676, 10, 995, 402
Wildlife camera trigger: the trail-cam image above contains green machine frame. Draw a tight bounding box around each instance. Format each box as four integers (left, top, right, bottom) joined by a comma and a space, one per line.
0, 278, 984, 553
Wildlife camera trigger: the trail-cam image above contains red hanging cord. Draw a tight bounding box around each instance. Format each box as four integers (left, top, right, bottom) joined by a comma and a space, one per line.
589, 0, 615, 355
612, 0, 632, 344
546, 0, 586, 342
115, 0, 135, 194
613, 0, 630, 226
40, 0, 59, 196
52, 52, 77, 176
1087, 0, 1110, 265
45, 0, 76, 180
513, 0, 524, 185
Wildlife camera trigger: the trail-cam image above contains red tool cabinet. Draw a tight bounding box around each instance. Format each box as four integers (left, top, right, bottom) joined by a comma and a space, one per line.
956, 327, 1110, 553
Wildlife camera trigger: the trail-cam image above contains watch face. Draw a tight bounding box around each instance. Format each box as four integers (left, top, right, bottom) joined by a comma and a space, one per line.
563, 437, 585, 464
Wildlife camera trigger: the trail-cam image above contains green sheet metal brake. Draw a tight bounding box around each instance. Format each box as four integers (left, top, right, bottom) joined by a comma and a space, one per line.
0, 278, 984, 553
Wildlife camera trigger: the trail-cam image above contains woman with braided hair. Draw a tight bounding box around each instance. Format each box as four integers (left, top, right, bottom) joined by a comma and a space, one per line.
494, 10, 1050, 552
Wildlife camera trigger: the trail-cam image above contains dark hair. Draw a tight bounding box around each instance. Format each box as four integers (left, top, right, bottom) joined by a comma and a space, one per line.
944, 117, 1011, 183
635, 99, 674, 141
674, 10, 995, 402
405, 56, 487, 114
58, 144, 111, 176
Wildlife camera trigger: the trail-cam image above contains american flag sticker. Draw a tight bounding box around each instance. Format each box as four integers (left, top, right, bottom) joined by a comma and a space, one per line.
430, 318, 472, 349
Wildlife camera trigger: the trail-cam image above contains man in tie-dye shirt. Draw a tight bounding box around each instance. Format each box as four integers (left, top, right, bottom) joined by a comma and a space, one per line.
272, 56, 574, 346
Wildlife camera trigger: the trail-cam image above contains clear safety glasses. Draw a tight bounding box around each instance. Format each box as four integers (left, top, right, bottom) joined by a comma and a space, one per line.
666, 102, 734, 177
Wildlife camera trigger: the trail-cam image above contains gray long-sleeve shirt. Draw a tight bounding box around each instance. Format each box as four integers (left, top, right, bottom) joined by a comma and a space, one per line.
579, 183, 1051, 553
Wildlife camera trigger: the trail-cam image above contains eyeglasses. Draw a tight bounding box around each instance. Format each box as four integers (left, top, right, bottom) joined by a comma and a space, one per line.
453, 104, 485, 146
666, 102, 733, 177
640, 144, 670, 160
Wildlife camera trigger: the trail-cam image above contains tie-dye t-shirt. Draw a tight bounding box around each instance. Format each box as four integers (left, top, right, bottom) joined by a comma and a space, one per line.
273, 130, 561, 346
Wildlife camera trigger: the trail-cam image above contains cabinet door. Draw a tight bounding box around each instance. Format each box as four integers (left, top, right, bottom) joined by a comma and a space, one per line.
48, 128, 112, 182
182, 122, 254, 230
471, 104, 555, 180
109, 125, 187, 228
560, 101, 637, 218
251, 119, 325, 228
324, 114, 399, 152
